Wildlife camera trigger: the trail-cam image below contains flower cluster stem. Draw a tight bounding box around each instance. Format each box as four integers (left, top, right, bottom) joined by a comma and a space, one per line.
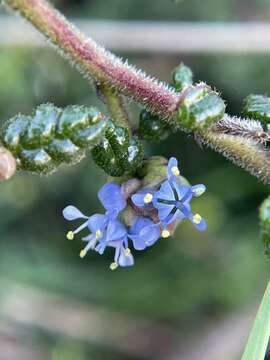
99, 85, 131, 134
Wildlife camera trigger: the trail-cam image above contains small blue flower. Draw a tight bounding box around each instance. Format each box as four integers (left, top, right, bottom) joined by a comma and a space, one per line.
98, 182, 127, 215
91, 218, 134, 270
63, 182, 133, 270
129, 217, 161, 250
153, 157, 207, 234
63, 159, 208, 270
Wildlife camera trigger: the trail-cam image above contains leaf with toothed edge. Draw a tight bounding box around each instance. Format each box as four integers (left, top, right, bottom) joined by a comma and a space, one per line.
0, 103, 108, 174
91, 120, 144, 177
138, 110, 171, 142
243, 94, 270, 131
176, 84, 226, 131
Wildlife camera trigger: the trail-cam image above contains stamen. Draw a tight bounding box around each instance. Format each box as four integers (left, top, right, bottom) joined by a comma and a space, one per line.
79, 249, 87, 258
95, 229, 102, 239
66, 231, 74, 240
171, 166, 180, 176
161, 229, 170, 238
143, 193, 153, 204
110, 262, 118, 271
193, 213, 202, 224
124, 248, 131, 256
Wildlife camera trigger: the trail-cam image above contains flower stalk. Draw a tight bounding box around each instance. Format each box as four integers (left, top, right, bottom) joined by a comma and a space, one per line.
98, 84, 131, 133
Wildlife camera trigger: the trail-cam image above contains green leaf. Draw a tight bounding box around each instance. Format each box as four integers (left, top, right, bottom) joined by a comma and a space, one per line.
172, 63, 193, 92
138, 110, 171, 142
243, 94, 270, 129
241, 281, 270, 360
91, 120, 144, 177
177, 84, 226, 130
260, 195, 270, 257
0, 103, 108, 174
121, 137, 144, 173
91, 138, 125, 177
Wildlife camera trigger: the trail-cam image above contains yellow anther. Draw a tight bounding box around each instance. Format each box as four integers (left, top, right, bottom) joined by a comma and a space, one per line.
193, 214, 202, 224
143, 193, 153, 204
66, 231, 74, 240
80, 249, 87, 258
124, 248, 131, 256
194, 187, 205, 196
96, 229, 102, 239
110, 262, 118, 271
171, 166, 180, 176
161, 229, 170, 238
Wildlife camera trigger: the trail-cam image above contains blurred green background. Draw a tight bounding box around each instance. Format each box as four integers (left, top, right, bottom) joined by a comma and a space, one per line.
0, 0, 270, 359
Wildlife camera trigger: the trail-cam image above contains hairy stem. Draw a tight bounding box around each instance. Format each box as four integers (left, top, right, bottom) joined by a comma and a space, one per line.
4, 0, 178, 118
3, 0, 270, 184
201, 131, 270, 184
98, 85, 131, 133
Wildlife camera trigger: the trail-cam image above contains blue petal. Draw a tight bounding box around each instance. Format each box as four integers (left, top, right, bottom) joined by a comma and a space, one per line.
191, 184, 206, 197
62, 205, 88, 221
131, 193, 146, 207
154, 202, 175, 222
154, 180, 175, 203
187, 212, 207, 231
129, 217, 160, 249
106, 220, 127, 242
131, 188, 154, 208
178, 203, 192, 218
131, 193, 145, 207
190, 217, 207, 231
167, 157, 179, 180
106, 209, 118, 220
129, 217, 153, 234
98, 182, 127, 213
163, 208, 184, 226
118, 248, 134, 267
175, 184, 192, 202
144, 224, 160, 246
87, 214, 108, 233
129, 234, 147, 250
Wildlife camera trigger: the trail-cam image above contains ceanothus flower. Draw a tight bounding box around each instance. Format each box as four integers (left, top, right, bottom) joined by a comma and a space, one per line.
63, 157, 207, 270
128, 217, 161, 250
153, 157, 207, 236
130, 157, 207, 239
63, 182, 133, 270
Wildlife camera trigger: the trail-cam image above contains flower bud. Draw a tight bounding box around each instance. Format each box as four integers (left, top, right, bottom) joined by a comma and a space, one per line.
177, 83, 226, 131
172, 63, 193, 92
0, 146, 16, 180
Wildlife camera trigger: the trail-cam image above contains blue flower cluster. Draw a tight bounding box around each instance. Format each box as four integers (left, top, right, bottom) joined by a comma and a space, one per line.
63, 157, 207, 270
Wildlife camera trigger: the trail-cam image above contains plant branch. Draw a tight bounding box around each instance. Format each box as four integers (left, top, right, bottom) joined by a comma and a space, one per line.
3, 0, 178, 118
3, 0, 270, 184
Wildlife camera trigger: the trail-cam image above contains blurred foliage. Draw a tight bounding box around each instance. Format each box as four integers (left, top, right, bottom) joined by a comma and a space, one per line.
54, 0, 270, 22
1, 0, 270, 358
